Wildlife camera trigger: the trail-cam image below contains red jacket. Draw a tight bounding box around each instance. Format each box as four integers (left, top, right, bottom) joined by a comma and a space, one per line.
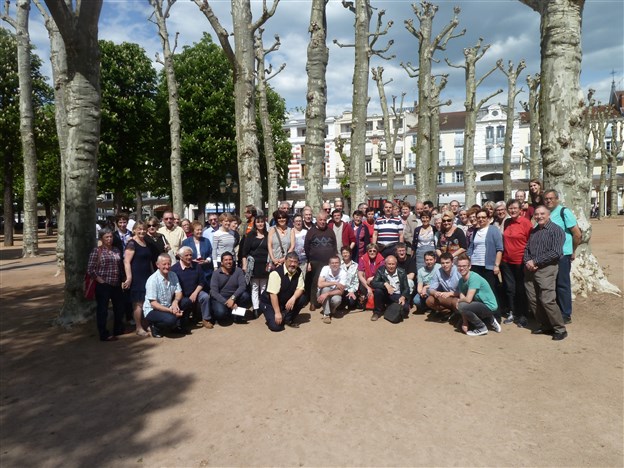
328, 220, 356, 251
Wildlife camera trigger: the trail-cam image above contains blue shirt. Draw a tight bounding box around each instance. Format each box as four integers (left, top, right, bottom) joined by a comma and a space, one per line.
429, 265, 461, 293
549, 205, 577, 255
143, 270, 182, 317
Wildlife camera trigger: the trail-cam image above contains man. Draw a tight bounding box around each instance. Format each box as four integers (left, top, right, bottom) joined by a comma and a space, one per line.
395, 242, 417, 296
414, 201, 425, 219
515, 189, 534, 220
426, 252, 462, 320
449, 200, 461, 221
209, 251, 252, 325
143, 253, 188, 338
171, 246, 212, 329
317, 255, 347, 324
400, 202, 421, 255
304, 211, 337, 310
544, 189, 581, 324
322, 201, 332, 215
173, 213, 181, 226
372, 201, 404, 258
328, 209, 356, 255
158, 211, 186, 263
370, 255, 410, 321
260, 252, 307, 332
334, 198, 351, 222
340, 246, 360, 310
414, 251, 440, 313
112, 212, 132, 255
455, 254, 501, 336
524, 205, 567, 340
364, 207, 376, 239
302, 206, 315, 230
350, 210, 370, 262
357, 202, 369, 213
423, 200, 435, 214
202, 213, 219, 245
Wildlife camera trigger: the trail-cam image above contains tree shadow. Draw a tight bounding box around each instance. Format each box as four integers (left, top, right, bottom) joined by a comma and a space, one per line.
0, 282, 196, 466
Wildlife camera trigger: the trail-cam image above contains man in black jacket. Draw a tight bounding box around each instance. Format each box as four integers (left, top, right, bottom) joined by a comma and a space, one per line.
370, 255, 410, 322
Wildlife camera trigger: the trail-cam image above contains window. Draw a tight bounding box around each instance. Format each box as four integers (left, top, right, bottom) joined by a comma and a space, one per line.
455, 148, 463, 165
340, 123, 351, 134
394, 117, 403, 129
377, 120, 385, 131
297, 127, 306, 138
300, 163, 306, 178
496, 125, 505, 138
454, 131, 464, 147
438, 172, 444, 184
485, 126, 494, 145
406, 173, 414, 185
453, 171, 464, 183
395, 158, 402, 173
439, 150, 446, 163
406, 153, 416, 169
380, 159, 387, 173
486, 147, 493, 160
366, 121, 374, 132
365, 160, 372, 174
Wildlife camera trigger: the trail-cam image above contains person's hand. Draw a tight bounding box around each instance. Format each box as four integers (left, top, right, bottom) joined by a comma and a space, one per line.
347, 292, 356, 300
307, 263, 312, 272
285, 297, 296, 310
398, 296, 406, 306
366, 287, 373, 298
190, 292, 198, 303
225, 298, 235, 309
384, 283, 394, 294
318, 293, 327, 303
493, 265, 500, 275
275, 311, 283, 325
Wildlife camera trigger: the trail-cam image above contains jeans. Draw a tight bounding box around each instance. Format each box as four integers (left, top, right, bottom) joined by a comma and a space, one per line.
95, 282, 125, 340
145, 309, 180, 333
458, 301, 495, 331
413, 292, 429, 311
470, 265, 501, 319
260, 294, 307, 332
556, 254, 572, 319
179, 291, 211, 322
500, 262, 527, 319
210, 291, 252, 322
373, 288, 409, 315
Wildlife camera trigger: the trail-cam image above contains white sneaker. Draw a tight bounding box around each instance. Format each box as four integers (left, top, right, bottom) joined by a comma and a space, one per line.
491, 318, 502, 333
466, 328, 488, 336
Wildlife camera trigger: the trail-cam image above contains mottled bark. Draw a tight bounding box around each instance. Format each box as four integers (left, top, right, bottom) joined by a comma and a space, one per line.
429, 75, 450, 199
43, 0, 103, 323
404, 2, 463, 201
499, 60, 526, 200
520, 0, 620, 296
447, 40, 502, 206
607, 120, 623, 217
135, 189, 143, 221
149, 0, 184, 217
304, 0, 329, 214
3, 153, 14, 246
523, 73, 541, 179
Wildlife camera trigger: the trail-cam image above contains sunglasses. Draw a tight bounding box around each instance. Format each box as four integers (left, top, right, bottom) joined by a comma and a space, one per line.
442, 219, 452, 223
368, 249, 378, 252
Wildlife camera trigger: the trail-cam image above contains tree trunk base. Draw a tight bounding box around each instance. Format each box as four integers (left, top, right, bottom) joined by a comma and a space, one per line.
55, 296, 95, 327
572, 253, 621, 299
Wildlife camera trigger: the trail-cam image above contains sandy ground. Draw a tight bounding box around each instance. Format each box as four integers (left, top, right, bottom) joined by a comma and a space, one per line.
1, 219, 623, 467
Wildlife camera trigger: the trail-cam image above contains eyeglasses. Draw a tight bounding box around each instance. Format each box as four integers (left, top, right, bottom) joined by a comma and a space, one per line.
368, 249, 378, 253
442, 219, 452, 223
476, 216, 488, 220
544, 197, 556, 201
148, 224, 158, 228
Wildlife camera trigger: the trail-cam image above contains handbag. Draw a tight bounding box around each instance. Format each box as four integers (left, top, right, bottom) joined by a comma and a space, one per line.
84, 247, 102, 300
244, 236, 266, 285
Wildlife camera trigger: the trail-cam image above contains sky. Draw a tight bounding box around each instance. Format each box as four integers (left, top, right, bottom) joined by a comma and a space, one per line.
24, 0, 624, 119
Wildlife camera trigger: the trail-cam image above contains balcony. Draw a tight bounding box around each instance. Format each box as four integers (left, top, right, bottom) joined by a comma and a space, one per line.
485, 137, 494, 145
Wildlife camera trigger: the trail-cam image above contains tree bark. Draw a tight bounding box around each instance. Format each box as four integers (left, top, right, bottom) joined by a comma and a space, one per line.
135, 189, 143, 221
44, 0, 103, 323
429, 75, 449, 203
520, 0, 620, 296
525, 73, 541, 179
3, 153, 14, 246
304, 0, 329, 214
149, 0, 184, 217
371, 67, 394, 200
607, 120, 623, 217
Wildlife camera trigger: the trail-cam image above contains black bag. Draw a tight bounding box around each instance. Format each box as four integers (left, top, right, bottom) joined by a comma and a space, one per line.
384, 303, 404, 324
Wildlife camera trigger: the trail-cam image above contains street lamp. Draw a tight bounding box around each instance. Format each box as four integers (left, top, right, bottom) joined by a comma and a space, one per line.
219, 173, 238, 213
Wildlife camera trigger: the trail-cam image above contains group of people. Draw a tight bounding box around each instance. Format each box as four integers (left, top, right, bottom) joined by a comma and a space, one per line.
88, 178, 579, 341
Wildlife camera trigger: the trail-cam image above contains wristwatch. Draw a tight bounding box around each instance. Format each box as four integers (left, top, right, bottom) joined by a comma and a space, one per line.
230, 295, 236, 301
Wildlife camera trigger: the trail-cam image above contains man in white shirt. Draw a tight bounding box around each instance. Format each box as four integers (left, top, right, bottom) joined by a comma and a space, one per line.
317, 255, 347, 324
157, 211, 186, 264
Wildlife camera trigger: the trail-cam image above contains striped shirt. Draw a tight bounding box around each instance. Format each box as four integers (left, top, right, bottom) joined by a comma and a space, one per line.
374, 216, 403, 246
523, 221, 565, 267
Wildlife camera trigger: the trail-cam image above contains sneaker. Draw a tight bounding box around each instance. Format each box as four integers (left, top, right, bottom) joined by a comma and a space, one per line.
466, 328, 488, 337
515, 316, 529, 328
323, 315, 331, 324
490, 318, 502, 333
563, 316, 572, 324
503, 313, 514, 324
150, 325, 163, 339
370, 313, 380, 322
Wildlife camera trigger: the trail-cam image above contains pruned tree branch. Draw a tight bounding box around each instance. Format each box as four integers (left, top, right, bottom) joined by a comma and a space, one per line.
251, 0, 280, 32
400, 61, 419, 78
477, 88, 504, 110
193, 0, 235, 64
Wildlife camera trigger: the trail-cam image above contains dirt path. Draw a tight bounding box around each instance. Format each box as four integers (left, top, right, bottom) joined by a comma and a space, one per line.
1, 221, 623, 467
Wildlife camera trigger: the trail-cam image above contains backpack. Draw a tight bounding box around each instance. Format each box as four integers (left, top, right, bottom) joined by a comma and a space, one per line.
384, 303, 404, 324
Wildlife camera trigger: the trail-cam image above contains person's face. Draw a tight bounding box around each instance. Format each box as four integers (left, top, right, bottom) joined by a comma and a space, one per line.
486, 206, 494, 217
322, 203, 331, 214
529, 182, 540, 194
180, 250, 193, 266
367, 246, 378, 259
193, 226, 203, 238
335, 201, 343, 211
173, 215, 181, 226
303, 210, 312, 222
383, 203, 393, 216
396, 247, 407, 260
415, 203, 424, 216
293, 217, 303, 229
421, 214, 430, 227
457, 260, 471, 279
316, 214, 328, 229
469, 213, 477, 226
459, 211, 468, 223
424, 255, 436, 269
147, 221, 159, 235
157, 257, 172, 275
332, 211, 342, 224
392, 205, 400, 217
401, 206, 411, 218
134, 225, 146, 239
255, 219, 266, 231
101, 232, 113, 246
244, 209, 252, 220
495, 207, 507, 220
544, 193, 558, 209
366, 211, 375, 222
162, 213, 174, 229
352, 213, 362, 225
515, 191, 526, 203
117, 219, 128, 231
385, 257, 397, 274
440, 257, 453, 273
230, 220, 239, 231
441, 216, 453, 232
181, 220, 191, 232
221, 219, 231, 230
329, 257, 340, 272
476, 212, 489, 228
507, 203, 520, 219
433, 217, 442, 230
534, 207, 550, 226
276, 216, 288, 227
450, 201, 460, 213
208, 216, 218, 227
279, 204, 289, 213
341, 249, 352, 263
286, 256, 300, 274
221, 255, 234, 270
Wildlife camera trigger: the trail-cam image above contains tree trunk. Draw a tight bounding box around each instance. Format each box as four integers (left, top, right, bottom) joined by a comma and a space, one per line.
429, 75, 449, 204
255, 32, 279, 213
44, 0, 103, 323
520, 0, 620, 296
14, 0, 39, 257
3, 154, 14, 246
149, 0, 184, 217
44, 203, 53, 235
135, 189, 143, 221
526, 73, 541, 179
348, 0, 371, 207
608, 153, 618, 217
304, 0, 329, 214
196, 191, 206, 225
371, 67, 395, 200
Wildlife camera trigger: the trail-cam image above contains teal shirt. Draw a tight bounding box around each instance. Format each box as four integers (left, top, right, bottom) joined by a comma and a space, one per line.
549, 205, 577, 255
458, 271, 498, 311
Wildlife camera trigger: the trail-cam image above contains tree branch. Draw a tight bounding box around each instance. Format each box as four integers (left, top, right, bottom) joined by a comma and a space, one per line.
1, 0, 17, 29
445, 57, 465, 70
193, 0, 235, 64
477, 88, 504, 109
333, 38, 355, 48
476, 61, 501, 89
400, 61, 419, 78
251, 0, 280, 32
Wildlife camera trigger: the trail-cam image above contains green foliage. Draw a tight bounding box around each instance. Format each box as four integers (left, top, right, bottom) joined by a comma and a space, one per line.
98, 40, 158, 208
36, 104, 61, 207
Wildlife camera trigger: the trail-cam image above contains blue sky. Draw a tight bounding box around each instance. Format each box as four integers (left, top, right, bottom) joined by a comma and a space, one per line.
24, 0, 624, 118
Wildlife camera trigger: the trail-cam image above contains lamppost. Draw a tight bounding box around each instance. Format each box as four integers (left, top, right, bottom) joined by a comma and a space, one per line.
219, 173, 238, 213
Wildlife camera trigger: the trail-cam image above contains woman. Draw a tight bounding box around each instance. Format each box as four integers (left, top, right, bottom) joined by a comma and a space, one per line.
466, 209, 503, 298
483, 201, 496, 224
350, 210, 370, 262
182, 221, 213, 284
432, 213, 442, 232
268, 210, 293, 270
181, 218, 193, 238
145, 215, 168, 269
501, 199, 533, 327
122, 221, 153, 336
529, 178, 544, 208
87, 228, 124, 341
457, 209, 470, 233
212, 213, 236, 267
357, 243, 385, 307
436, 210, 467, 261
241, 215, 270, 318
291, 213, 308, 276
464, 208, 479, 246
412, 211, 437, 273
493, 201, 509, 234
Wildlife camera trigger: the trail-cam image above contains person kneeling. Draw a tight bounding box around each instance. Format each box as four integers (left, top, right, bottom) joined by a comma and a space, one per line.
413, 250, 440, 313
370, 255, 410, 322
210, 251, 252, 325
171, 246, 212, 329
143, 253, 189, 338
260, 252, 307, 331
317, 255, 347, 324
455, 254, 501, 336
